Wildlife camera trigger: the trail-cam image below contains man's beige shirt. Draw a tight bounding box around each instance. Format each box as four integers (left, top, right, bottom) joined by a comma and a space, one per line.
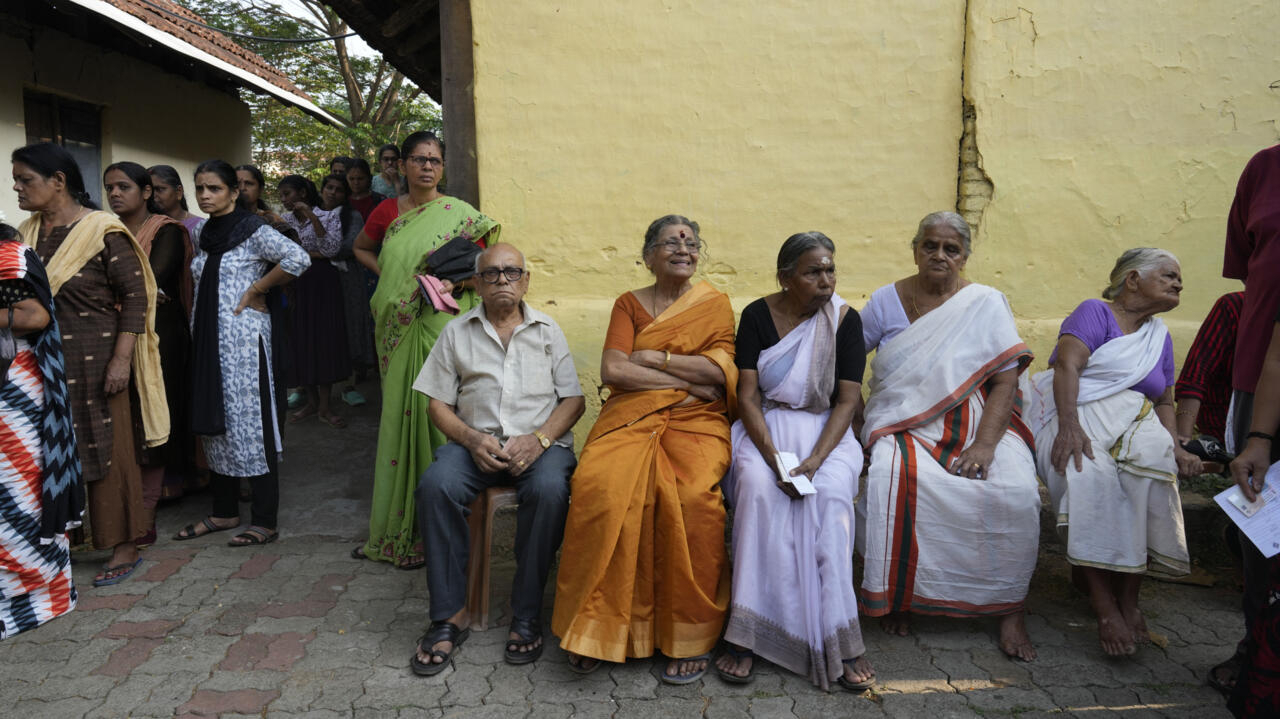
412, 301, 583, 447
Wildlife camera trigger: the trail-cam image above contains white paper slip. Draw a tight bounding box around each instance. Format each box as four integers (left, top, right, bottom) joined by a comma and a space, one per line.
1214, 461, 1280, 559
774, 451, 816, 496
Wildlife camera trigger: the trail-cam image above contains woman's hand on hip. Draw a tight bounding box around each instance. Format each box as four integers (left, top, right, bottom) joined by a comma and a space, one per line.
1050, 420, 1094, 474
235, 284, 268, 315
103, 355, 131, 395
950, 442, 995, 480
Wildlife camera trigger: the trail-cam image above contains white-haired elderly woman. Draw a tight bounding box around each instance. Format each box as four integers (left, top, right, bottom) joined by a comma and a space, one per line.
1028, 248, 1196, 657
855, 211, 1040, 661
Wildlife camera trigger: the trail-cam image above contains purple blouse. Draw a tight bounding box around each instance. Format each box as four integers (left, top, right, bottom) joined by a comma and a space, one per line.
1049, 299, 1175, 400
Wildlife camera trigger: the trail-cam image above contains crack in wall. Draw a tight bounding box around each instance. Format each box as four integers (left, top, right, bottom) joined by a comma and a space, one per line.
957, 99, 995, 234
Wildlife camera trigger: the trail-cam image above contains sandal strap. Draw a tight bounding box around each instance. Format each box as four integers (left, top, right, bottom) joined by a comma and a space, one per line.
422, 620, 464, 647
508, 616, 542, 645
723, 644, 754, 660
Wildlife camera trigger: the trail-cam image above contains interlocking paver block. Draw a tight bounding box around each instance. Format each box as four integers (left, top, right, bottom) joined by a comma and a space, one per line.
177, 688, 280, 716
91, 636, 164, 677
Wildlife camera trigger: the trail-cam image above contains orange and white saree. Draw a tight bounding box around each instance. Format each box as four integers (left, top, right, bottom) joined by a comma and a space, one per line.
552, 281, 737, 662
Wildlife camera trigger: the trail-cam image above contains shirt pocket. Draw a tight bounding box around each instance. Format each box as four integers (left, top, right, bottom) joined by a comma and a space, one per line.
521, 340, 555, 396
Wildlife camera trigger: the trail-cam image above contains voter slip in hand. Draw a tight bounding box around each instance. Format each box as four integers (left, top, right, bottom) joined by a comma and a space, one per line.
774, 451, 816, 496
1214, 461, 1280, 559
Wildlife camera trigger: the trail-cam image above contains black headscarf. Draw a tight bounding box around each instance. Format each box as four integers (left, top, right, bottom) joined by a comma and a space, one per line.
190, 209, 289, 436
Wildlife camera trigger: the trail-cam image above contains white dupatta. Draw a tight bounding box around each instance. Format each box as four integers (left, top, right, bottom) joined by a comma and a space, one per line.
1027, 315, 1168, 436
862, 284, 1030, 445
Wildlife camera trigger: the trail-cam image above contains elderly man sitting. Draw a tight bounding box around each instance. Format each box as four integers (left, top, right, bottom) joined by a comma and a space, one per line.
410, 242, 586, 676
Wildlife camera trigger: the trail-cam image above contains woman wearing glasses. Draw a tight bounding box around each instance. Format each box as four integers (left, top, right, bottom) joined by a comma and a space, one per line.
553, 215, 737, 685
350, 131, 500, 570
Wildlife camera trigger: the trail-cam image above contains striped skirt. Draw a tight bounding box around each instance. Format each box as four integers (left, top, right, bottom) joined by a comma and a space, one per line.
1, 342, 75, 639
856, 391, 1041, 617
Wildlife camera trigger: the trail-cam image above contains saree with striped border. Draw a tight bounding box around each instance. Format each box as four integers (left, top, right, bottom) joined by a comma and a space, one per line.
857, 284, 1040, 617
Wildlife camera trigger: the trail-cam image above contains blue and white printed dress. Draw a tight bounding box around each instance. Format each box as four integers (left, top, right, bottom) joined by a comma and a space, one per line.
191, 225, 309, 477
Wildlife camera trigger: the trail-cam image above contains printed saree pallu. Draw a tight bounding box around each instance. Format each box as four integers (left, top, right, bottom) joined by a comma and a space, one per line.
553, 282, 737, 662
857, 284, 1040, 618
359, 198, 498, 567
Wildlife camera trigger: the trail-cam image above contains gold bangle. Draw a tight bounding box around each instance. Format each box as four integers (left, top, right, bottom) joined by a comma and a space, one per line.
660, 350, 671, 371
119, 331, 138, 337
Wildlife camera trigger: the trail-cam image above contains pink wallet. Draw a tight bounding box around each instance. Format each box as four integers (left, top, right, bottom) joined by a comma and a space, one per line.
416, 274, 460, 315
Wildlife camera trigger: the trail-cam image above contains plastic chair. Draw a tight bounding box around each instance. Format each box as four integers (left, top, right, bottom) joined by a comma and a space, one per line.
464, 486, 519, 630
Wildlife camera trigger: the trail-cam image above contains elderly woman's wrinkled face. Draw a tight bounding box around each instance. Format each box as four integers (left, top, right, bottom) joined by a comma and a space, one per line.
783, 247, 836, 310
914, 225, 967, 280
646, 224, 700, 280
1130, 260, 1183, 311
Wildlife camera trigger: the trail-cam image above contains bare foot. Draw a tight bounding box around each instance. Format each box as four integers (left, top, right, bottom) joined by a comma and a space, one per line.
880, 612, 911, 636
715, 645, 753, 679
1097, 611, 1135, 657
998, 612, 1037, 661
1121, 605, 1150, 646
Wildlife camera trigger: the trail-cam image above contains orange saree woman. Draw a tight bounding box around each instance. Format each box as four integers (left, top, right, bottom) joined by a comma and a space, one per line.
553, 257, 736, 677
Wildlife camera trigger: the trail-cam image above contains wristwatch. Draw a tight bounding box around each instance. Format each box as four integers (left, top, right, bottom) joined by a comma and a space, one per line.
533, 430, 552, 449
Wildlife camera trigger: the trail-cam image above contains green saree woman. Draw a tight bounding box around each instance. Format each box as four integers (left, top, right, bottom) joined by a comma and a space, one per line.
350, 131, 499, 568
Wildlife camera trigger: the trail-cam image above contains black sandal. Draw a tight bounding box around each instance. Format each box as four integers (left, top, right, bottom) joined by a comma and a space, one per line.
173, 517, 235, 541
715, 644, 756, 684
504, 617, 544, 665
411, 621, 471, 677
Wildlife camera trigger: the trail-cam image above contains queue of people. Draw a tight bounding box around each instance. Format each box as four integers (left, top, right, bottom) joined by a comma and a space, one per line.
0, 135, 1276, 717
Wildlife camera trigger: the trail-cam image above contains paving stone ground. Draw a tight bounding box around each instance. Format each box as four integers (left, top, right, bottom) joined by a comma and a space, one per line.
0, 380, 1243, 718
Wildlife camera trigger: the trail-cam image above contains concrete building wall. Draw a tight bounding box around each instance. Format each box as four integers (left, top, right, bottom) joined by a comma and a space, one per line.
963, 0, 1280, 364
0, 25, 251, 224
470, 1, 1279, 432
470, 0, 969, 426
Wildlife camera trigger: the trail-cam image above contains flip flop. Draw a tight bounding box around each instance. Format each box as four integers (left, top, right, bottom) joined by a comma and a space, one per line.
228, 527, 278, 547
342, 388, 366, 406
411, 621, 470, 676
350, 545, 369, 560
288, 407, 316, 424
173, 517, 235, 541
504, 617, 544, 665
715, 644, 756, 684
660, 653, 710, 685
287, 390, 304, 409
93, 557, 143, 587
837, 656, 876, 692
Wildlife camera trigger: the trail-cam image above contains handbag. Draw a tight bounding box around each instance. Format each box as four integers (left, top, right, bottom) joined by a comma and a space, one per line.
424, 236, 482, 284
416, 273, 460, 315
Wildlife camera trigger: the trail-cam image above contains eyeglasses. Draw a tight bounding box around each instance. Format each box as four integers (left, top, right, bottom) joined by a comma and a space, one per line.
478, 266, 526, 284
405, 155, 443, 168
658, 238, 702, 253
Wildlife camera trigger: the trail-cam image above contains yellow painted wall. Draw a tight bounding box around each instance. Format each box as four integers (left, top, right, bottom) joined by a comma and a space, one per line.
470, 1, 1279, 435
471, 0, 968, 433
965, 0, 1280, 366
0, 26, 251, 224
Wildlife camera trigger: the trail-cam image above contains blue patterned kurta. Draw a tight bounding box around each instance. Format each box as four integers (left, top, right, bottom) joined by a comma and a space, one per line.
190, 225, 309, 476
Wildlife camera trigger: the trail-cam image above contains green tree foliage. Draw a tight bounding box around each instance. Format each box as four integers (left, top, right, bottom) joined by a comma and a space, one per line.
178, 0, 441, 183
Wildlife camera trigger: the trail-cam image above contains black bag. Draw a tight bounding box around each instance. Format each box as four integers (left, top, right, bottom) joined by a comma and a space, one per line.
424, 236, 483, 284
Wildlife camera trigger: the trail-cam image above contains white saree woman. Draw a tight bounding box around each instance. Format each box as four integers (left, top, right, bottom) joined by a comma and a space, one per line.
856, 212, 1040, 661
